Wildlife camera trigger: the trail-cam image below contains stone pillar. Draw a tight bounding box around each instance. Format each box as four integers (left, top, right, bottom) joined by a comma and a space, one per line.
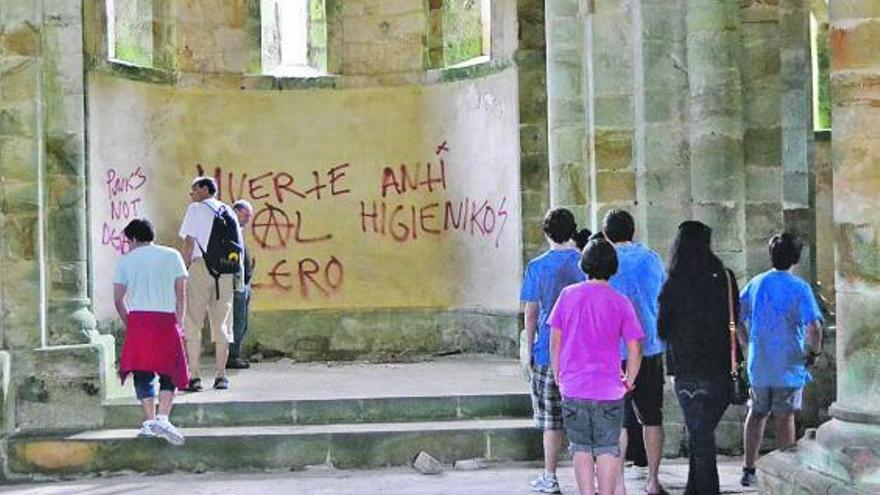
589, 0, 636, 224
636, 0, 689, 256
42, 0, 97, 346
0, 0, 44, 351
0, 0, 110, 435
740, 0, 784, 277
685, 0, 746, 276
759, 1, 880, 491
545, 0, 589, 227
780, 0, 816, 281
516, 0, 550, 261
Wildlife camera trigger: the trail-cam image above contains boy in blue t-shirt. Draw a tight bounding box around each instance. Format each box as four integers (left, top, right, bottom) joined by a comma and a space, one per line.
521, 208, 585, 494
739, 233, 823, 487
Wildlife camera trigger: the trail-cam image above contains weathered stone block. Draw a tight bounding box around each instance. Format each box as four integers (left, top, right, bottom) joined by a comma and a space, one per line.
552, 161, 588, 205
487, 428, 542, 461
689, 133, 744, 202
593, 95, 634, 128
0, 181, 39, 213
644, 124, 689, 168
519, 124, 547, 156
692, 202, 744, 253
783, 171, 811, 207
517, 67, 547, 123
596, 170, 636, 203
0, 101, 36, 137
522, 189, 550, 219
551, 126, 585, 166
0, 21, 40, 57
520, 153, 549, 191
744, 127, 782, 167
746, 202, 785, 242
13, 346, 105, 433
548, 98, 585, 127
0, 137, 38, 183
594, 129, 633, 171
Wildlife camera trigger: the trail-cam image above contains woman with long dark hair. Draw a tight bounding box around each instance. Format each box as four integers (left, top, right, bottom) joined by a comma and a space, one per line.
657, 221, 741, 495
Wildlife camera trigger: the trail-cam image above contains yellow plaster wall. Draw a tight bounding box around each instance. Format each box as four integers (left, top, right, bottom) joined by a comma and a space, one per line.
87, 70, 522, 320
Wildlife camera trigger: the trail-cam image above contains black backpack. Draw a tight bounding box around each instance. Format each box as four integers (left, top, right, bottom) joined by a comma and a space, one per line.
198, 203, 242, 298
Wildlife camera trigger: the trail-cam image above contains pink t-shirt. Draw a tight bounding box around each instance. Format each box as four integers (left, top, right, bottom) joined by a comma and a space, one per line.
548, 282, 644, 401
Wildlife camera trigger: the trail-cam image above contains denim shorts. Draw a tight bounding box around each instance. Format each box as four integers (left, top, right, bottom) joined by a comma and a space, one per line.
750, 386, 803, 416
562, 398, 624, 457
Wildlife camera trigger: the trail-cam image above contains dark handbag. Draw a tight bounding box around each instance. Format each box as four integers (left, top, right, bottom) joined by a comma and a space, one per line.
725, 270, 750, 405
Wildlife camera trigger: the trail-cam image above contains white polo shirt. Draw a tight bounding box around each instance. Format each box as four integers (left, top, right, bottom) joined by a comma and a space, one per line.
178, 198, 235, 260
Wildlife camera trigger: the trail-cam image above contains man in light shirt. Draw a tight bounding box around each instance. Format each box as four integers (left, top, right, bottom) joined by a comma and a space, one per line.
179, 176, 240, 391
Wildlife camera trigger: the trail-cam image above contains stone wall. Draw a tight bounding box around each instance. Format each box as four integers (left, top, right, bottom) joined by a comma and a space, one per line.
0, 0, 117, 448
543, 0, 818, 280
81, 0, 528, 363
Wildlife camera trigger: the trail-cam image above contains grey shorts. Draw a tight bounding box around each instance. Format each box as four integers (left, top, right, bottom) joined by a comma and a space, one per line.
750, 386, 803, 416
562, 398, 624, 457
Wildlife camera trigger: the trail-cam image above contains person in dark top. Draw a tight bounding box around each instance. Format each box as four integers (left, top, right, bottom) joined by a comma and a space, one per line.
572, 228, 593, 251
658, 221, 741, 495
228, 200, 255, 370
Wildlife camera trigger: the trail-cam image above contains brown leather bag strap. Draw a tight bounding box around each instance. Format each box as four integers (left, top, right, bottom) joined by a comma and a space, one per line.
724, 269, 738, 377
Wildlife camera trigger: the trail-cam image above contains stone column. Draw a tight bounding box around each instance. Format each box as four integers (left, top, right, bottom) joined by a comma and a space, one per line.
811, 1, 880, 483
685, 0, 746, 276
589, 0, 636, 224
637, 0, 689, 256
760, 1, 880, 491
42, 0, 97, 346
545, 0, 589, 227
740, 0, 784, 277
0, 0, 109, 434
0, 0, 44, 351
516, 0, 550, 261
780, 0, 816, 281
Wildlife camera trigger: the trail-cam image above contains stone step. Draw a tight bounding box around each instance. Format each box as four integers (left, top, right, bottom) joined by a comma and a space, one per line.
102, 393, 532, 428
8, 419, 541, 476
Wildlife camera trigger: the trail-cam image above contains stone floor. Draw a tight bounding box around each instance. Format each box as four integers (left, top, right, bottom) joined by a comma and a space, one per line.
106, 353, 530, 403
0, 458, 757, 494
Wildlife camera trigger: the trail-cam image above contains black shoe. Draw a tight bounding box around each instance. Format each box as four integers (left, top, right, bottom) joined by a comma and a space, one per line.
741, 469, 758, 487
226, 358, 250, 369
213, 376, 230, 390
184, 378, 202, 392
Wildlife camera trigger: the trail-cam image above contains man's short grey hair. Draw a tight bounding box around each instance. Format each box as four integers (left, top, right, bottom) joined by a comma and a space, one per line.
232, 199, 254, 212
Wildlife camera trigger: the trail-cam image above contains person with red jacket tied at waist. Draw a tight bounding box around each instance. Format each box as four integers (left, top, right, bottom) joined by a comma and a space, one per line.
114, 218, 188, 445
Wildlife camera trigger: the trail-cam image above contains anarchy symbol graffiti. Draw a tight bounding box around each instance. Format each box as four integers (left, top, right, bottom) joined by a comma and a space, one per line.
252, 203, 292, 249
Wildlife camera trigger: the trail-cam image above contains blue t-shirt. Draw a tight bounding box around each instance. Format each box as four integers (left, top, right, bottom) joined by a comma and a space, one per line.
740, 270, 823, 388
610, 243, 666, 358
520, 249, 586, 366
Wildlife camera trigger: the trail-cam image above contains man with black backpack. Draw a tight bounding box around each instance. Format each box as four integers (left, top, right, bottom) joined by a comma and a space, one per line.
179, 176, 243, 391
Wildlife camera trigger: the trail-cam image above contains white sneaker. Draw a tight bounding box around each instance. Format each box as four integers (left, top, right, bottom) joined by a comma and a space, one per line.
137, 420, 156, 438
150, 418, 185, 446
530, 472, 561, 494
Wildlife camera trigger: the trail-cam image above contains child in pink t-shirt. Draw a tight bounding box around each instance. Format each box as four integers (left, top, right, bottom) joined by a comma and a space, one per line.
549, 239, 644, 495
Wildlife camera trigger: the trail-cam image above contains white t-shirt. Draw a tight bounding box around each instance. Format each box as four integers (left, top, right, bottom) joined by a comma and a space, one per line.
113, 244, 188, 313
178, 198, 235, 260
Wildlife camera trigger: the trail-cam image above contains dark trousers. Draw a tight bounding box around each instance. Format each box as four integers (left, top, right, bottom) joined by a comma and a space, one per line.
133, 371, 175, 400
674, 375, 729, 495
229, 286, 251, 360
